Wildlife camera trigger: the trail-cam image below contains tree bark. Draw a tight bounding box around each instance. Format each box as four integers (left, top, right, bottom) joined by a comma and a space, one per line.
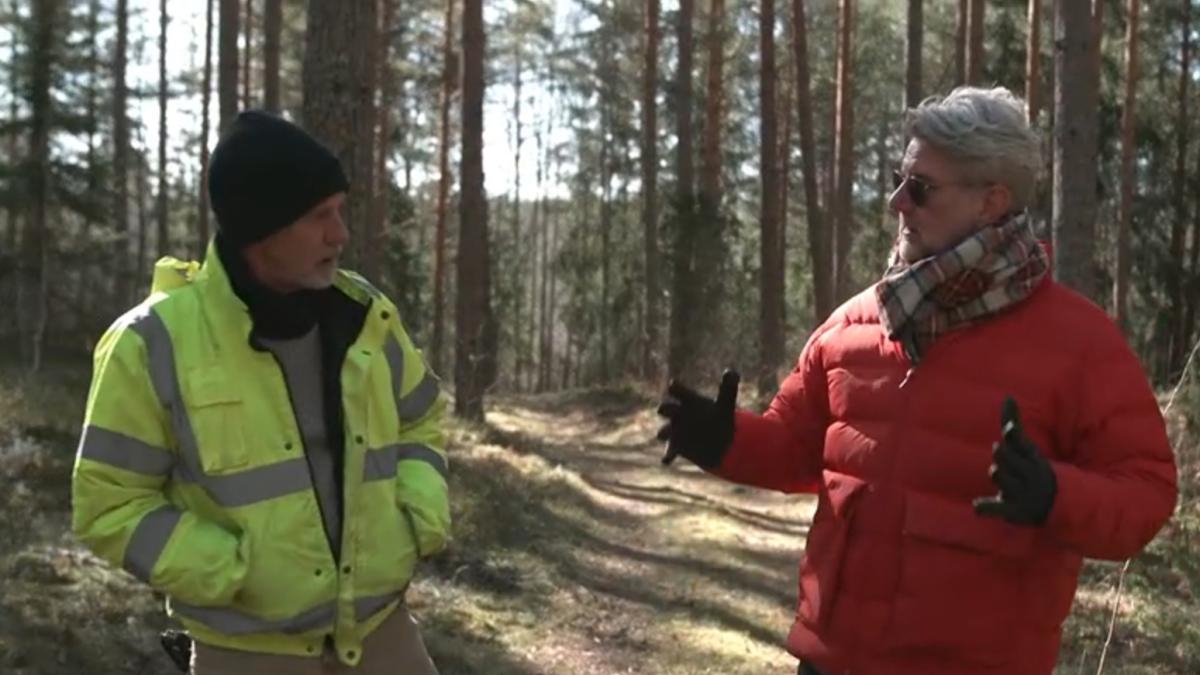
543, 200, 559, 391
4, 0, 18, 271
455, 0, 493, 420
26, 0, 60, 371
759, 0, 784, 395
241, 0, 252, 108
600, 93, 613, 382
136, 146, 149, 296
905, 0, 922, 111
832, 0, 855, 303
511, 48, 525, 388
302, 0, 378, 275
78, 0, 100, 326
1026, 0, 1041, 124
218, 0, 240, 133
432, 0, 457, 377
1169, 3, 1191, 376
641, 0, 661, 380
157, 0, 170, 258
668, 0, 696, 378
529, 134, 544, 392
262, 0, 282, 113
1051, 0, 1099, 302
693, 0, 726, 371
199, 0, 215, 255
955, 0, 967, 86
700, 0, 725, 214
373, 0, 397, 277
791, 0, 831, 324
1113, 0, 1137, 333
114, 0, 131, 307
966, 0, 984, 85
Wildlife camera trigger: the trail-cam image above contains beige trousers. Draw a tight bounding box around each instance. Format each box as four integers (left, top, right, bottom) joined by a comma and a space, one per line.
190, 606, 439, 675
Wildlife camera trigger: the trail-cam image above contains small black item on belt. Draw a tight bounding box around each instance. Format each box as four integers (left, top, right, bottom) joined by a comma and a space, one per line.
160, 629, 193, 673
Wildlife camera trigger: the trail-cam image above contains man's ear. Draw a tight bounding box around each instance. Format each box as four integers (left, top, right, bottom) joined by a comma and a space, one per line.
980, 183, 1013, 223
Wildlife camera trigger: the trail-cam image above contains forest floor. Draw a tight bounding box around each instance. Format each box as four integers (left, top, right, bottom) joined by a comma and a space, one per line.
0, 364, 1196, 675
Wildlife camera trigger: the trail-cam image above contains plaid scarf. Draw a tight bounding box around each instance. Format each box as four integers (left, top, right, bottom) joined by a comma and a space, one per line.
874, 211, 1049, 364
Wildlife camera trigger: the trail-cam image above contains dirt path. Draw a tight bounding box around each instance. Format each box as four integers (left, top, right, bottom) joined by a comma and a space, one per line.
417, 391, 815, 675
9, 381, 1187, 674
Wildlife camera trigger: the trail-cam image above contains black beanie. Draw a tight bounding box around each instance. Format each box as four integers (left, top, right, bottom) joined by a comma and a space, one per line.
208, 110, 350, 247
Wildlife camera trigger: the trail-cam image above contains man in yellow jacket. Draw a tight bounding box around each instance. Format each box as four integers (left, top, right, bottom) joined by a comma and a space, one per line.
71, 110, 448, 674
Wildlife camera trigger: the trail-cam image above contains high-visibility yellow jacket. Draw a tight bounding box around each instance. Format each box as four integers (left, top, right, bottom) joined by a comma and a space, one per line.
71, 244, 449, 666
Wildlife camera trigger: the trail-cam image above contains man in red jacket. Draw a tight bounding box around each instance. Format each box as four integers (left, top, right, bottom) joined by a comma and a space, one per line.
657, 87, 1177, 675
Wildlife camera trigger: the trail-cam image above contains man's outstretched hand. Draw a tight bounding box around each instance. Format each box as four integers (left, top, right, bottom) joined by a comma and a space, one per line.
973, 396, 1057, 526
657, 370, 740, 470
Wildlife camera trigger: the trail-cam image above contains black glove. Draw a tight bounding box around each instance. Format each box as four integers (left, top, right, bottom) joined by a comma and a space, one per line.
973, 396, 1057, 526
656, 370, 740, 469
160, 629, 192, 673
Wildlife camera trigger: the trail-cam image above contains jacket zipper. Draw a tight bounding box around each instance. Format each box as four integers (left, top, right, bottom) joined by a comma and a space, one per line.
264, 348, 340, 563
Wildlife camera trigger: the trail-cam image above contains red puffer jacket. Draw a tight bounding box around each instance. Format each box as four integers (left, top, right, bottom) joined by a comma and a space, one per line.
715, 278, 1177, 675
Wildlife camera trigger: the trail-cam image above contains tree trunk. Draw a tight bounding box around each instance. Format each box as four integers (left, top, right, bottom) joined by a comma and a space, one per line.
136, 149, 149, 296
778, 20, 793, 332
966, 0, 984, 85
511, 50, 525, 388
600, 98, 613, 382
641, 0, 661, 380
1168, 4, 1191, 377
528, 158, 543, 392
543, 201, 559, 391
26, 0, 60, 371
524, 130, 542, 392
373, 0, 397, 277
1185, 203, 1200, 355
5, 0, 17, 275
1026, 0, 1041, 124
199, 0, 214, 255
667, 0, 696, 378
759, 0, 784, 395
432, 0, 457, 377
455, 0, 492, 420
79, 0, 100, 326
302, 0, 377, 276
1051, 0, 1099, 302
832, 0, 855, 303
114, 0, 131, 308
218, 0, 239, 133
1113, 0, 1137, 333
157, 0, 170, 258
700, 0, 725, 214
693, 0, 725, 370
955, 0, 967, 86
791, 0, 831, 324
241, 0, 252, 108
262, 0, 282, 113
905, 0, 922, 111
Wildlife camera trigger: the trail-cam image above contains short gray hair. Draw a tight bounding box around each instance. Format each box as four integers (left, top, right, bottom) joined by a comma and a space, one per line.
905, 87, 1042, 210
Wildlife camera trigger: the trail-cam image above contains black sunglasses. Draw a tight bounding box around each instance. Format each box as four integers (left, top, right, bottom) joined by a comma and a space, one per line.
891, 170, 942, 207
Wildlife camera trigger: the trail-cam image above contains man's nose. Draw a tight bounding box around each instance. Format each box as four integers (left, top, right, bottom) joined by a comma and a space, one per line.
889, 182, 913, 215
327, 212, 349, 247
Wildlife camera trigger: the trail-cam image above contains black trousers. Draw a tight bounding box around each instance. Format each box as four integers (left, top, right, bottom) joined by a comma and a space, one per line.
797, 662, 826, 675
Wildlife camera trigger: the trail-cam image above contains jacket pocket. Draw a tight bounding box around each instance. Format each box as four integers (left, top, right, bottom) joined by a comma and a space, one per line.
184, 367, 249, 475
398, 493, 449, 558
886, 490, 1036, 657
400, 505, 424, 559
798, 470, 869, 631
